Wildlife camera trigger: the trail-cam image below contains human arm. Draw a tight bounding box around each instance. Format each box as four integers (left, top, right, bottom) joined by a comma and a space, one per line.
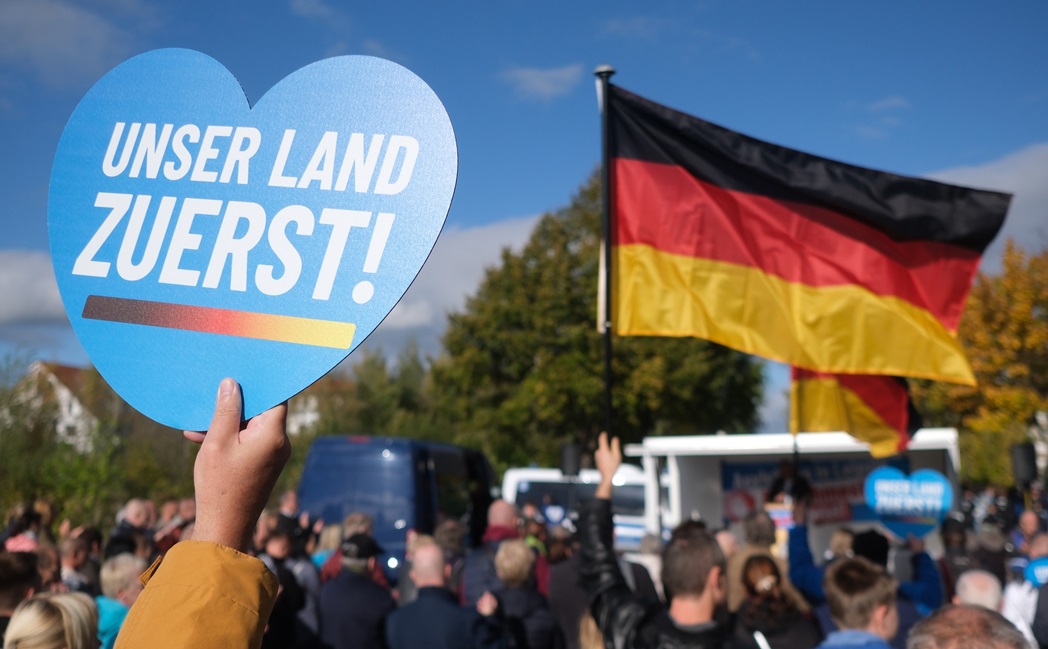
115, 379, 289, 649
578, 434, 649, 649
786, 500, 825, 604
897, 536, 943, 615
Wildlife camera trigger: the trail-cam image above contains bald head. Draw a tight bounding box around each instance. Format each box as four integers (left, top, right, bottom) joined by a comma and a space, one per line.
488, 500, 518, 529
1019, 511, 1039, 536
124, 499, 149, 528
954, 570, 1002, 610
1030, 533, 1048, 559
410, 542, 446, 587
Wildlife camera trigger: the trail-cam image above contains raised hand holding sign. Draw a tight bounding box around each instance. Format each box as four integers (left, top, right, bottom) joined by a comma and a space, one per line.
49, 50, 457, 430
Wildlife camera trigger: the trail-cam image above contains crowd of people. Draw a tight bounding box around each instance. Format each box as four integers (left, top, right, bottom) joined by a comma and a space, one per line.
0, 381, 1044, 649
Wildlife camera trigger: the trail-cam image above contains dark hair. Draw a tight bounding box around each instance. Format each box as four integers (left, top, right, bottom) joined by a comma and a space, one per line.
740, 555, 792, 631
852, 529, 890, 567
824, 557, 896, 630
742, 510, 776, 547
907, 604, 1026, 649
661, 527, 724, 598
0, 552, 41, 610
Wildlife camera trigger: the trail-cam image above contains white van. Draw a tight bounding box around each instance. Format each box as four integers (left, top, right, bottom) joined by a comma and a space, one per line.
501, 464, 663, 551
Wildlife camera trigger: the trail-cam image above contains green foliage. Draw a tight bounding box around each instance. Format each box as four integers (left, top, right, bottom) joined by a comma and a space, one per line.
0, 359, 195, 529
431, 171, 764, 471
276, 341, 453, 495
912, 241, 1048, 485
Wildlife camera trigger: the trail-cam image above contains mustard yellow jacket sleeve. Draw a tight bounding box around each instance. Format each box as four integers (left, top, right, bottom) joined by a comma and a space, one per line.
115, 540, 279, 649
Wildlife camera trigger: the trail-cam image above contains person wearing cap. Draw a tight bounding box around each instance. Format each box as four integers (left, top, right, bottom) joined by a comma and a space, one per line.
318, 532, 396, 649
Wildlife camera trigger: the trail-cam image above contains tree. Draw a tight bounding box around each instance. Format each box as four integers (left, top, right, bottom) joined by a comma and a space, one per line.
431, 171, 764, 470
912, 241, 1048, 485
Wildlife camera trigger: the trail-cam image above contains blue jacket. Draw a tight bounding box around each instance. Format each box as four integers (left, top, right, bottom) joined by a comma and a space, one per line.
386, 586, 505, 649
96, 595, 129, 649
816, 630, 892, 649
787, 525, 943, 614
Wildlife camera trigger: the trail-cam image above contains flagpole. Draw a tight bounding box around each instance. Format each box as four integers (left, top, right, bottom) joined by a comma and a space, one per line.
595, 64, 616, 438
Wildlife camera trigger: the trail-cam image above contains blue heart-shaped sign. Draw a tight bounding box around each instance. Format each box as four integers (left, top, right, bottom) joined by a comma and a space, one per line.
48, 49, 457, 430
1026, 558, 1048, 586
864, 467, 953, 539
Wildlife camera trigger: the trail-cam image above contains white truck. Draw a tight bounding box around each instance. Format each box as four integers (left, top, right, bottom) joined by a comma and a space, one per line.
624, 428, 961, 559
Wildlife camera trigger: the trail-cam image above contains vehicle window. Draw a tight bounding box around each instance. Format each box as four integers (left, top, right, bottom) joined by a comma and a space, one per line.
430, 448, 471, 522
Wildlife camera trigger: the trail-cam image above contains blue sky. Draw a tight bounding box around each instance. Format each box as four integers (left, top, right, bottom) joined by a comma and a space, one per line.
1, 1, 1046, 431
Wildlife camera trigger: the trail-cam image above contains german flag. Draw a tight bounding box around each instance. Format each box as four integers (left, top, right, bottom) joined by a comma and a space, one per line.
789, 367, 922, 458
606, 84, 1010, 385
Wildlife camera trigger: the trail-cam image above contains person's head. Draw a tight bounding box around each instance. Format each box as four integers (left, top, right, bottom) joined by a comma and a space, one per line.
0, 552, 41, 615
487, 500, 518, 530
177, 497, 196, 523
852, 528, 890, 567
75, 528, 102, 557
314, 524, 343, 554
741, 554, 782, 600
159, 499, 179, 522
122, 499, 149, 529
434, 519, 465, 558
264, 529, 292, 560
941, 517, 967, 549
742, 509, 776, 547
3, 592, 98, 649
409, 541, 446, 588
524, 519, 547, 544
1029, 533, 1048, 559
1019, 511, 1039, 537
953, 569, 1002, 610
823, 557, 898, 641
494, 539, 533, 588
341, 512, 374, 537
58, 537, 88, 570
778, 460, 795, 478
828, 527, 855, 559
100, 553, 147, 607
906, 604, 1027, 649
279, 490, 298, 515
714, 530, 738, 560
34, 545, 61, 592
638, 533, 663, 556
340, 533, 383, 573
661, 526, 725, 603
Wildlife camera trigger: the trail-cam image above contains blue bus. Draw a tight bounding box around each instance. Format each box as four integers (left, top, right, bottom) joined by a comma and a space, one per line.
297, 435, 497, 582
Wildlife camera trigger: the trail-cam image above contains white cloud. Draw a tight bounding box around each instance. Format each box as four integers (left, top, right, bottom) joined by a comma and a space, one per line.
288, 0, 339, 20
868, 96, 910, 112
359, 215, 539, 358
0, 251, 66, 325
0, 0, 132, 89
500, 65, 584, 102
928, 142, 1048, 270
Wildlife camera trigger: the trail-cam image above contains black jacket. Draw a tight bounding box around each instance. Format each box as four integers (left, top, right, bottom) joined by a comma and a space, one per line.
320, 568, 395, 649
495, 586, 564, 649
578, 499, 729, 649
386, 586, 505, 649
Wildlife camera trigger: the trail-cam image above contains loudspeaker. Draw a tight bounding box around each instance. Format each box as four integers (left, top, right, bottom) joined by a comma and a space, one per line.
1011, 442, 1038, 486
560, 443, 581, 477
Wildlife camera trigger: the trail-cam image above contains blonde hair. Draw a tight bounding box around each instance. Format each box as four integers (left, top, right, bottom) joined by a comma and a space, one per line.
494, 539, 533, 587
100, 554, 147, 599
3, 592, 98, 649
315, 524, 343, 554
